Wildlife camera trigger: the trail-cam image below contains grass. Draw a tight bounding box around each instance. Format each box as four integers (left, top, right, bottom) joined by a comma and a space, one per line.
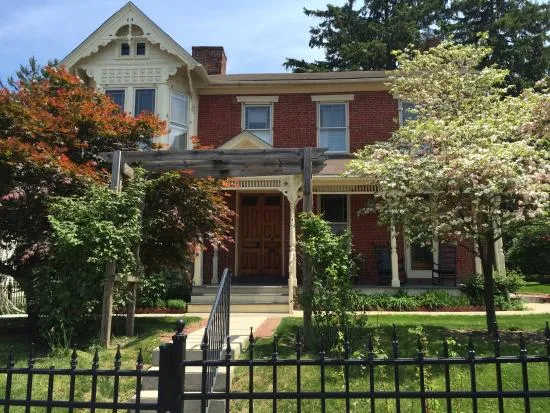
232, 314, 550, 413
0, 315, 200, 412
520, 281, 550, 295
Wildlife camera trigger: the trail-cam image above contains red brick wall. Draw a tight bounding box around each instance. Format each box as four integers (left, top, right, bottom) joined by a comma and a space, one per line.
198, 92, 398, 149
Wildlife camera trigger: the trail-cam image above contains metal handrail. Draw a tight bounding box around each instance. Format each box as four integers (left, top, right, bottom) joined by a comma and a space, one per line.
200, 268, 231, 410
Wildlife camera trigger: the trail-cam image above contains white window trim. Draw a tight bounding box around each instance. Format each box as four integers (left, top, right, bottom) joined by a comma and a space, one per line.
169, 91, 189, 128
241, 103, 274, 145
398, 99, 405, 125
237, 96, 279, 103
312, 94, 354, 102
118, 40, 131, 57
317, 101, 350, 154
134, 39, 148, 57
134, 87, 157, 116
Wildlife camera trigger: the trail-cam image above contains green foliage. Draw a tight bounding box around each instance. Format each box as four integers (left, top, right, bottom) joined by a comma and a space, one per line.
461, 270, 525, 309
441, 0, 550, 90
165, 299, 187, 310
32, 172, 146, 347
505, 215, 550, 276
285, 0, 444, 72
136, 272, 167, 309
298, 212, 360, 337
359, 290, 470, 311
287, 1, 549, 89
141, 173, 233, 275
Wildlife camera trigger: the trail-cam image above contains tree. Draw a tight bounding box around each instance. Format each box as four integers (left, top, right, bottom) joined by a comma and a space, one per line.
347, 41, 549, 334
284, 0, 445, 72
442, 0, 550, 91
1, 56, 59, 91
0, 65, 166, 325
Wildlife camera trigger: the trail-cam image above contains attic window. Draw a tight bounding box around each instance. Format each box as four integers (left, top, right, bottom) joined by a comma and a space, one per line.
136, 42, 146, 56
121, 43, 130, 56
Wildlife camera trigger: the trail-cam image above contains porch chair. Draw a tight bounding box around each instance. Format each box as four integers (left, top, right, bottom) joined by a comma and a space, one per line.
432, 244, 457, 286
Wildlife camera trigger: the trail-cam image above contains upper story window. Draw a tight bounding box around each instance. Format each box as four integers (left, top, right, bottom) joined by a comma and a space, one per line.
136, 42, 146, 56
244, 105, 272, 144
320, 194, 348, 235
318, 102, 348, 153
170, 91, 189, 151
105, 89, 125, 112
121, 42, 130, 56
399, 101, 417, 125
134, 88, 155, 115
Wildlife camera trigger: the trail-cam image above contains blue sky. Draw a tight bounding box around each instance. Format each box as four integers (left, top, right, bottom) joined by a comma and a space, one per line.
0, 0, 330, 81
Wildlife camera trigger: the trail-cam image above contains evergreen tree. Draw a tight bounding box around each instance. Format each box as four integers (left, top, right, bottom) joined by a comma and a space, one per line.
284, 0, 445, 72
442, 0, 550, 91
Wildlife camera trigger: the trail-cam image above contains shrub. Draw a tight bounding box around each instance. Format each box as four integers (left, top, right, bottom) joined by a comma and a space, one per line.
461, 270, 525, 309
386, 294, 420, 311
137, 272, 167, 308
419, 290, 469, 310
165, 299, 187, 310
505, 216, 550, 277
298, 213, 360, 338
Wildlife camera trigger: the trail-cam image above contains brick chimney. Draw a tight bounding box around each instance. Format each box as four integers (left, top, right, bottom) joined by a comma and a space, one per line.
423, 36, 441, 50
192, 46, 227, 75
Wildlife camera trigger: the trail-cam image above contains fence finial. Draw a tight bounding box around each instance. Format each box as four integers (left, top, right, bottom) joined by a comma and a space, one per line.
176, 319, 185, 335
92, 348, 99, 369
443, 339, 449, 357
7, 346, 14, 369
417, 335, 424, 357
249, 327, 255, 345
28, 343, 35, 368
136, 348, 143, 369
519, 333, 527, 357
468, 334, 475, 359
201, 330, 209, 350
225, 336, 232, 359
272, 335, 279, 360
70, 347, 78, 369
114, 344, 122, 370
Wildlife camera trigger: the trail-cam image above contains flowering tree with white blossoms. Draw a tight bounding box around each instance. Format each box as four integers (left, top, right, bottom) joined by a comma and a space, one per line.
347, 40, 549, 334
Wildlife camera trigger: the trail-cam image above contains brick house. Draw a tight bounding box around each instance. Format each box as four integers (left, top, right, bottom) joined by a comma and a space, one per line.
61, 2, 506, 310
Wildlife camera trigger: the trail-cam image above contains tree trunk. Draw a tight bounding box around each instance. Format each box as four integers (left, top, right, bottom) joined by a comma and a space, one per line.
478, 238, 498, 335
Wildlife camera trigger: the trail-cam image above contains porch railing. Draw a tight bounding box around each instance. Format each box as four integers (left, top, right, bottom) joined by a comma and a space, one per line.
200, 267, 231, 410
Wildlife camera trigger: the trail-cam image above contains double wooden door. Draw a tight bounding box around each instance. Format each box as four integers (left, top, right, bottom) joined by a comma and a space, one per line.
239, 195, 283, 276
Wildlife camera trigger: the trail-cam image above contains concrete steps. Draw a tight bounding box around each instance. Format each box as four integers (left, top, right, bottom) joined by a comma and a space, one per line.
131, 317, 263, 413
188, 285, 290, 313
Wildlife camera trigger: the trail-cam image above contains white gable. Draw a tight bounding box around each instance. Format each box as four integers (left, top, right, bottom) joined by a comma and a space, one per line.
60, 1, 207, 82
219, 131, 273, 149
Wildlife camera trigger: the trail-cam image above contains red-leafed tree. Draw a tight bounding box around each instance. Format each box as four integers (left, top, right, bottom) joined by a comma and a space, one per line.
0, 65, 166, 324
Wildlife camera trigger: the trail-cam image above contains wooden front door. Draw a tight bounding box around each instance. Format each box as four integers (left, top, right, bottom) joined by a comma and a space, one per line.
239, 195, 282, 276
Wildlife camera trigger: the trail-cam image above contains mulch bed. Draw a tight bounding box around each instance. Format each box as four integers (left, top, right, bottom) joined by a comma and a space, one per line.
136, 307, 187, 314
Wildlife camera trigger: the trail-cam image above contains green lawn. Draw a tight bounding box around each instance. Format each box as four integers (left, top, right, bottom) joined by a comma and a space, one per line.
232, 314, 550, 413
0, 316, 199, 411
520, 281, 550, 295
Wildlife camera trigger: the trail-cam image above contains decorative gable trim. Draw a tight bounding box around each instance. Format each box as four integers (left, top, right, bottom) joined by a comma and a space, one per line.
219, 130, 273, 149
60, 1, 207, 81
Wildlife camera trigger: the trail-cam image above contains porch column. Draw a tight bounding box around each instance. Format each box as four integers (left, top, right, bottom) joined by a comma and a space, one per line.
193, 244, 203, 286
390, 223, 400, 288
494, 236, 506, 275
474, 243, 482, 275
282, 175, 303, 314
211, 245, 219, 285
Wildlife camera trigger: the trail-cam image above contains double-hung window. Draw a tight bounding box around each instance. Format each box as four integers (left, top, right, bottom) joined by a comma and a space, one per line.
244, 105, 272, 144
105, 89, 125, 112
320, 195, 348, 235
170, 91, 189, 151
134, 89, 156, 115
318, 102, 348, 153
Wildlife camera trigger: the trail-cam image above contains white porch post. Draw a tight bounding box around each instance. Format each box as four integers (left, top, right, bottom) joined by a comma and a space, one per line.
474, 243, 482, 275
211, 245, 219, 285
193, 244, 203, 286
390, 223, 400, 288
282, 176, 303, 314
494, 236, 506, 275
